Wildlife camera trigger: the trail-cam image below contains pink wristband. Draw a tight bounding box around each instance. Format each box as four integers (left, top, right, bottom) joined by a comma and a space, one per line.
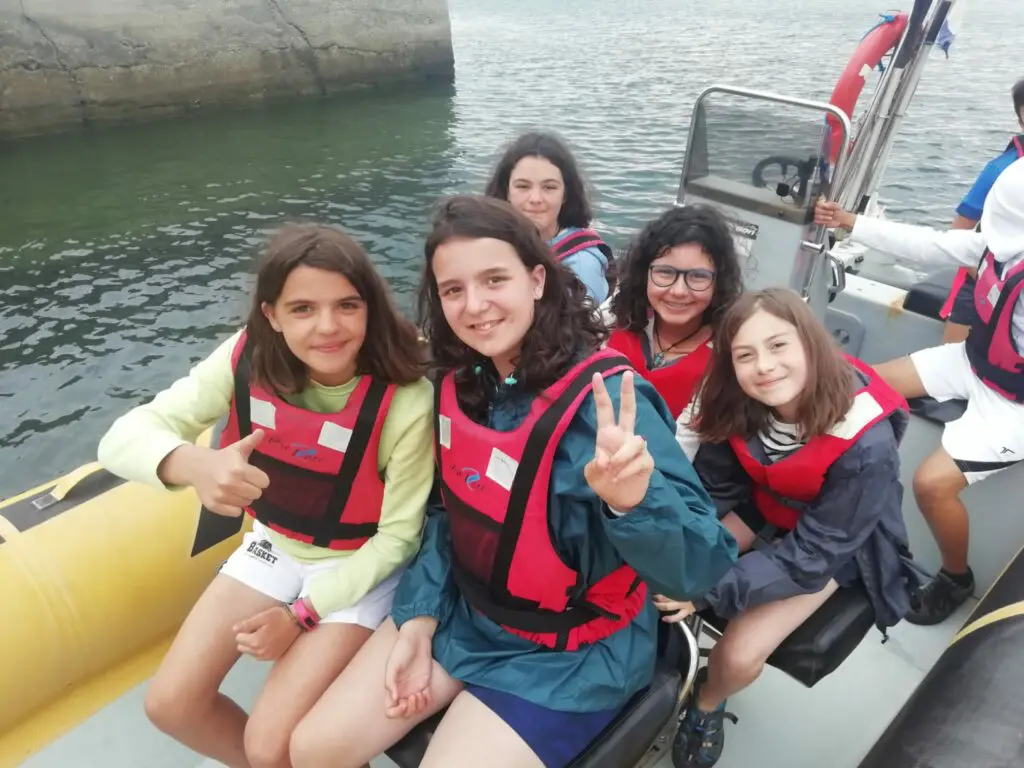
288, 598, 321, 631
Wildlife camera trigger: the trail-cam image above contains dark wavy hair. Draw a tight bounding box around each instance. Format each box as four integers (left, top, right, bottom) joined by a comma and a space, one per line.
1014, 77, 1024, 123
246, 223, 425, 393
418, 195, 607, 417
610, 205, 744, 332
695, 288, 855, 442
484, 131, 594, 230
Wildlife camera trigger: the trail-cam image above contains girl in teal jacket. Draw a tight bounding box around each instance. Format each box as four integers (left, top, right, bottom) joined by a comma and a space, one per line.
290, 196, 736, 768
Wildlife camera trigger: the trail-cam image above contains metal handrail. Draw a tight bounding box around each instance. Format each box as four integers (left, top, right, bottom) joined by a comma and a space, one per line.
679, 84, 853, 205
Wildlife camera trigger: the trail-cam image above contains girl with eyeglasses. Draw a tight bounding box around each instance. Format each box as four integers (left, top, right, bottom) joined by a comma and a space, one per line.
607, 206, 744, 423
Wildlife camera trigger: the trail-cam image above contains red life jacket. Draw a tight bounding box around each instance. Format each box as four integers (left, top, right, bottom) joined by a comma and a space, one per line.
728, 357, 907, 531
219, 332, 395, 549
436, 349, 646, 651
606, 328, 712, 418
964, 249, 1024, 403
939, 136, 1024, 320
551, 228, 614, 263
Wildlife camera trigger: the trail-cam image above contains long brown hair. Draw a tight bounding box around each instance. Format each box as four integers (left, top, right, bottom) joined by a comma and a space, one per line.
418, 195, 607, 417
695, 288, 854, 442
484, 131, 594, 230
246, 223, 425, 393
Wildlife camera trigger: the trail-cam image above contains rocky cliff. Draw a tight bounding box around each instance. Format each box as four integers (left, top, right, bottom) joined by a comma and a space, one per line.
0, 0, 453, 138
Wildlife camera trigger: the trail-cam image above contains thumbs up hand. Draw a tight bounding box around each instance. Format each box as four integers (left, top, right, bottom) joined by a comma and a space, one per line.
196, 429, 272, 517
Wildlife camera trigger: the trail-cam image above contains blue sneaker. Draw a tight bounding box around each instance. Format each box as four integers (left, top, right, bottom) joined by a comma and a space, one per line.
672, 669, 737, 767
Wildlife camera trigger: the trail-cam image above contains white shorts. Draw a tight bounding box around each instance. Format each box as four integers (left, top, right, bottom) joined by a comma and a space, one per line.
220, 522, 402, 630
911, 341, 1024, 484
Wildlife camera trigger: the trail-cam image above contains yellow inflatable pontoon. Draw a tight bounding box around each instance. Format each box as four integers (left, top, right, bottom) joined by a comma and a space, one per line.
0, 429, 248, 766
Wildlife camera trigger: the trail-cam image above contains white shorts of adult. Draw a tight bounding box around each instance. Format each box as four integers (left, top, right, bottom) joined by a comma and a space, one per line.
911, 341, 1024, 484
220, 520, 402, 630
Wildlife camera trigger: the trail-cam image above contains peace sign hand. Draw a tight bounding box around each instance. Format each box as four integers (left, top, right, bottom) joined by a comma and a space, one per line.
584, 371, 655, 512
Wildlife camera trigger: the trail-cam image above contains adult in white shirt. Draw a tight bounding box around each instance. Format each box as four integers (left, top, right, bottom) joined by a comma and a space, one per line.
814, 157, 1024, 626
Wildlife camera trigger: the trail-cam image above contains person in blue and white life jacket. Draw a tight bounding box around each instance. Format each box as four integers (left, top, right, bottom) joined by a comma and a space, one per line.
939, 78, 1024, 343
658, 289, 914, 768
816, 157, 1024, 626
485, 131, 615, 304
290, 195, 736, 768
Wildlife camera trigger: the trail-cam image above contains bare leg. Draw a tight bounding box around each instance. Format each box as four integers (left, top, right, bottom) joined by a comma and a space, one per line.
873, 356, 928, 399
720, 512, 757, 554
697, 580, 839, 711
942, 322, 970, 344
419, 690, 544, 768
913, 447, 970, 573
144, 574, 278, 767
243, 623, 373, 768
289, 618, 463, 768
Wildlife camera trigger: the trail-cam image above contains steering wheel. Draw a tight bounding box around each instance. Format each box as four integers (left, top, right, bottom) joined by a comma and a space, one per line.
752, 155, 816, 204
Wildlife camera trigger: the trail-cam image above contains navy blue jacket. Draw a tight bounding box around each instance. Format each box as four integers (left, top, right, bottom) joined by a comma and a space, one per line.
692, 395, 914, 631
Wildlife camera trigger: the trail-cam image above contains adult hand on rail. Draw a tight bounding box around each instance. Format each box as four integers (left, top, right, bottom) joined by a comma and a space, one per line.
814, 199, 857, 231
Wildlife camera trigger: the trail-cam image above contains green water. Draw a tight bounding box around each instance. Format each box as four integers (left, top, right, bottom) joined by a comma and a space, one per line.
1, 0, 1019, 497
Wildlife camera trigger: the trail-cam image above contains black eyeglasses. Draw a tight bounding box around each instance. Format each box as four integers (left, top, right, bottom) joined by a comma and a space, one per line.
648, 265, 716, 292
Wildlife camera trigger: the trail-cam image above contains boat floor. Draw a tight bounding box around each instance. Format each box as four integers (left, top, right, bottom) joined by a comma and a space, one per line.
20, 599, 976, 768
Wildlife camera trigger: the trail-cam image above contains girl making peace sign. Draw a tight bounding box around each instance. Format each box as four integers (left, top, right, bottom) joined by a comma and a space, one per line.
290, 196, 737, 768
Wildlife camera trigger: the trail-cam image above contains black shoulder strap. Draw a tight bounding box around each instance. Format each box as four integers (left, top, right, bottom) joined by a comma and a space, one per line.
233, 336, 255, 437
315, 379, 391, 547
488, 355, 629, 593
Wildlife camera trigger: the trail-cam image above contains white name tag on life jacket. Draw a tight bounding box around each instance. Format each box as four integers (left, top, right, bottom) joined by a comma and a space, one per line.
486, 447, 519, 491
250, 397, 277, 430
318, 422, 353, 453
988, 284, 1001, 307
827, 391, 883, 440
438, 415, 452, 449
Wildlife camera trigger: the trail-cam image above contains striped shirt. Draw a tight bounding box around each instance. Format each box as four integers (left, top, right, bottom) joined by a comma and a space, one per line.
758, 416, 805, 462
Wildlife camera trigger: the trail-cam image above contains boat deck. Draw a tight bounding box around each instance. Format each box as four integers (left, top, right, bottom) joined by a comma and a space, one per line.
20, 600, 975, 768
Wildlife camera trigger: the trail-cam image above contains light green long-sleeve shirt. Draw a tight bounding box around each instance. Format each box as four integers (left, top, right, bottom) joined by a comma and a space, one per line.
97, 330, 434, 616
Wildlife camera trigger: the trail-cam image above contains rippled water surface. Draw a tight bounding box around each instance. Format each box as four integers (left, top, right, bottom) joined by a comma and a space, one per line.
1, 0, 1020, 497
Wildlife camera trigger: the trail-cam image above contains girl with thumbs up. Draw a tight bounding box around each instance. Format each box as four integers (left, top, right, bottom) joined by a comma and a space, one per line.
97, 223, 434, 768
290, 196, 737, 768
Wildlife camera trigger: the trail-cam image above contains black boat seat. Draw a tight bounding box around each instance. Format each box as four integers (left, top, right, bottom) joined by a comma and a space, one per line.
903, 266, 960, 321
695, 582, 876, 688
907, 396, 968, 426
386, 622, 695, 768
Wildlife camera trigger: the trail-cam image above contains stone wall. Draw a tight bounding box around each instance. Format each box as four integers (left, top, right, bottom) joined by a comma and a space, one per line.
0, 0, 453, 138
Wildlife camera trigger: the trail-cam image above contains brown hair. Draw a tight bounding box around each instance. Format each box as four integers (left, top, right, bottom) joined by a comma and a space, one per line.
695, 288, 854, 442
418, 195, 607, 418
245, 223, 425, 393
611, 205, 744, 332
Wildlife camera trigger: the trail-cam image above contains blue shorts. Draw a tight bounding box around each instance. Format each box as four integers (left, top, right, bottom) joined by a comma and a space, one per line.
465, 684, 621, 768
948, 273, 978, 325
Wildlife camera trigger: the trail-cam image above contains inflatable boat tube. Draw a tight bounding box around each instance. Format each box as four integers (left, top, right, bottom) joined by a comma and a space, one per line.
858, 547, 1024, 767
0, 428, 248, 765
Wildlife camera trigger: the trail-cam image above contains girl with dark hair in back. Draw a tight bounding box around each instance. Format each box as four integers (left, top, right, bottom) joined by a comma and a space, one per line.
291, 195, 735, 768
97, 223, 434, 767
486, 131, 616, 304
608, 205, 744, 422
657, 289, 916, 768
